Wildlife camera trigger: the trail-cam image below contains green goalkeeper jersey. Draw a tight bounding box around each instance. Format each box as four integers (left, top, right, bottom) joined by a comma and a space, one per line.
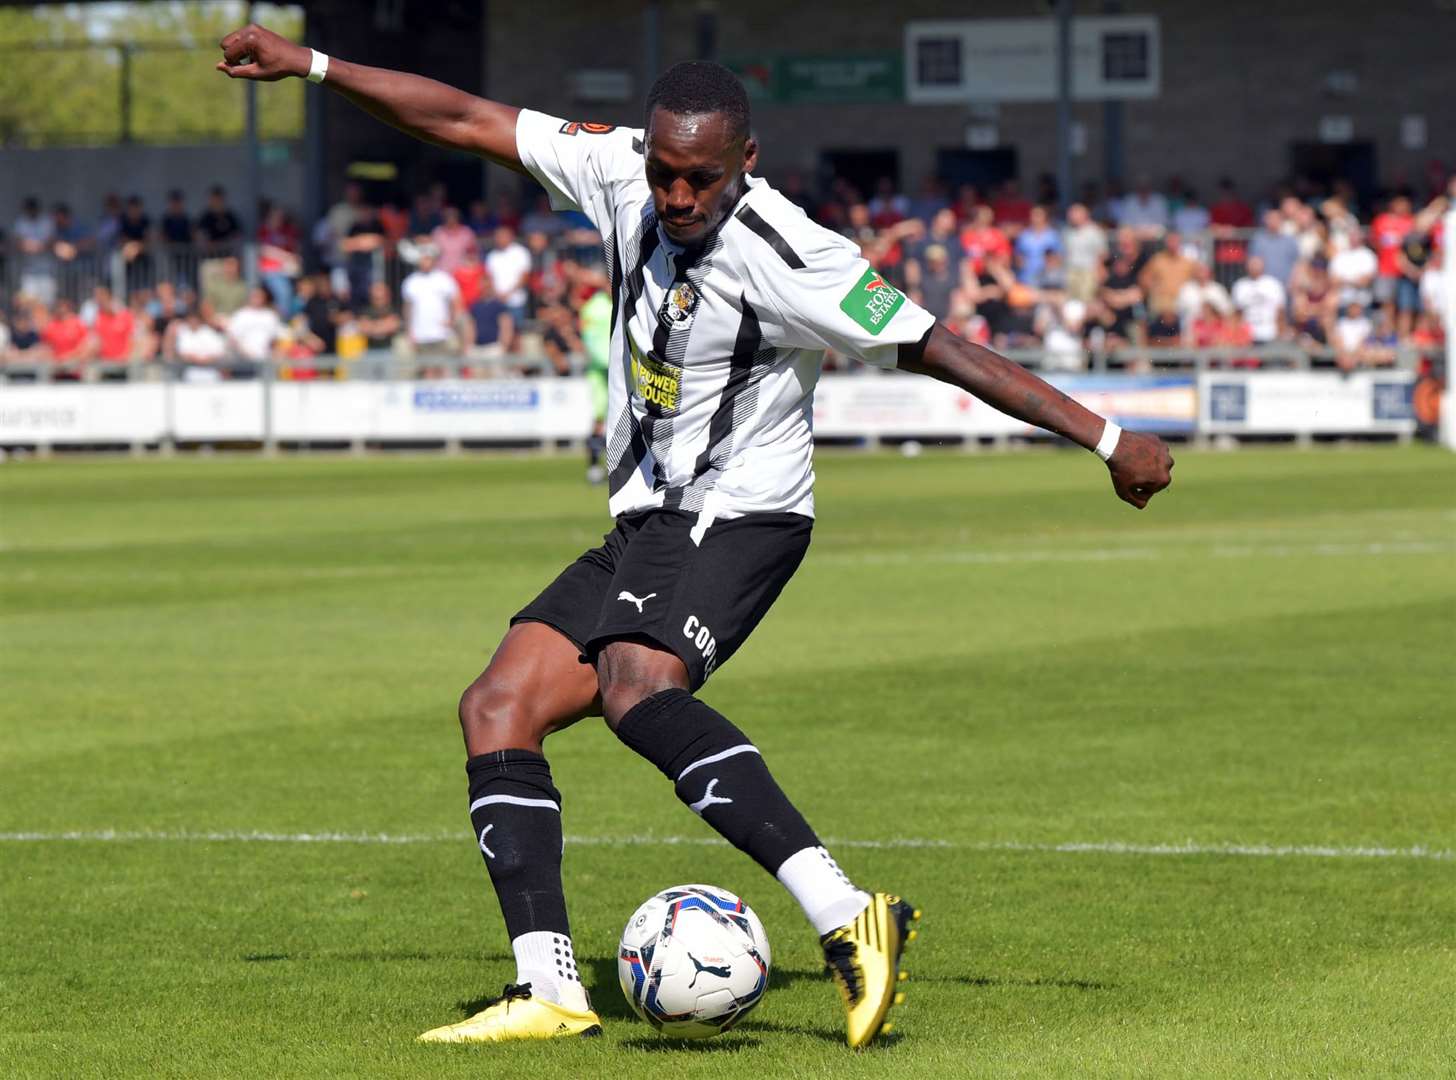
579, 290, 612, 374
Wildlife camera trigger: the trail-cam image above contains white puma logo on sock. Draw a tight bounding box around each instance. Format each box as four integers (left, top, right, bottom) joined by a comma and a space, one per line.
478, 824, 495, 859
689, 778, 733, 814
617, 590, 657, 614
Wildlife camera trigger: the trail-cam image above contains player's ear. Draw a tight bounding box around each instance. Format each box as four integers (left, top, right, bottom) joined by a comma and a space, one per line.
742, 135, 759, 175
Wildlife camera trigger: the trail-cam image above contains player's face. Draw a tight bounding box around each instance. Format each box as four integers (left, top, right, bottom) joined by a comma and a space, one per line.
644, 108, 758, 246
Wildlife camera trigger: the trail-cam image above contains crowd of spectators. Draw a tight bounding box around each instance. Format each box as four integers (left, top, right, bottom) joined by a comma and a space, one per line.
2, 168, 1451, 378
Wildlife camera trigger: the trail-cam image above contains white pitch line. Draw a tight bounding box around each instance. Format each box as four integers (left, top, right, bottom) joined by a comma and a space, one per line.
0, 830, 1450, 863
824, 538, 1456, 568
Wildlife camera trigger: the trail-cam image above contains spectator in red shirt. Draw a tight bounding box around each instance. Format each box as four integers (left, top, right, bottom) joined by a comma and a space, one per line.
91, 287, 136, 363
990, 179, 1033, 231
1209, 178, 1255, 230
1370, 194, 1414, 321
452, 252, 487, 309
41, 298, 89, 366
959, 205, 1011, 275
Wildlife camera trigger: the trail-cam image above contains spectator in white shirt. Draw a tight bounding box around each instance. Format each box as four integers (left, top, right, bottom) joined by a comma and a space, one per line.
485, 224, 532, 324
1177, 261, 1233, 340
401, 248, 463, 355
166, 307, 228, 381
226, 286, 284, 365
1333, 301, 1373, 371
1230, 255, 1287, 344
1328, 227, 1378, 309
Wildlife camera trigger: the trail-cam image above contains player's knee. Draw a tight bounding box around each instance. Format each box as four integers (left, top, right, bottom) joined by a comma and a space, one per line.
596, 644, 689, 730
458, 675, 537, 754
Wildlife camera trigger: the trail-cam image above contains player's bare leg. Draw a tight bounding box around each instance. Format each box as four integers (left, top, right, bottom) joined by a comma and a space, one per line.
419, 622, 604, 1043
598, 639, 917, 1048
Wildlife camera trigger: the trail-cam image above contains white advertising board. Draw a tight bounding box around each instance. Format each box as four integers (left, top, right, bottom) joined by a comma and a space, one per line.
906, 16, 1161, 104
0, 384, 165, 442
0, 379, 594, 445
1199, 372, 1415, 435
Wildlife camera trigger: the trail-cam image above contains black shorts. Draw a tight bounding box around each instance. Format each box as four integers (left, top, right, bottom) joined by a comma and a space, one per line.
512, 509, 812, 690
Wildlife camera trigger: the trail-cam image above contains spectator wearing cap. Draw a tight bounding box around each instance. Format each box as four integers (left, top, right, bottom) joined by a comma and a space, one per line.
904, 242, 960, 321
1172, 187, 1210, 237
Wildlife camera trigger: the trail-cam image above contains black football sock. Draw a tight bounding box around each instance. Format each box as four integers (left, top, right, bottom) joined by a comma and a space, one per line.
614, 688, 822, 875
465, 750, 586, 1009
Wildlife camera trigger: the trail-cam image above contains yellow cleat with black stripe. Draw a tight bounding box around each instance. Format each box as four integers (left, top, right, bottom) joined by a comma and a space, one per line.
820, 893, 920, 1049
416, 983, 603, 1044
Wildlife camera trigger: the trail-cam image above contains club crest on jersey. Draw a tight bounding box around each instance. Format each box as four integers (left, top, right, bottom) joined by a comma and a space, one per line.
660, 281, 700, 326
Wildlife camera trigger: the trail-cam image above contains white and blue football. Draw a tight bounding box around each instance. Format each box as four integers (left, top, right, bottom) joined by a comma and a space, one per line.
617, 883, 771, 1038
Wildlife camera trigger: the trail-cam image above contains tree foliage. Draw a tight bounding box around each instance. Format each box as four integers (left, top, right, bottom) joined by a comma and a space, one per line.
0, 2, 304, 146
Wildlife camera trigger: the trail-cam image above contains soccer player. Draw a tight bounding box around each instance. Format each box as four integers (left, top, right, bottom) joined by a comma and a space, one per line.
218, 25, 1173, 1049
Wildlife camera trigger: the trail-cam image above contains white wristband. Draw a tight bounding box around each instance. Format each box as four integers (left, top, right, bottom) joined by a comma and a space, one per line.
307, 48, 329, 84
1094, 420, 1122, 462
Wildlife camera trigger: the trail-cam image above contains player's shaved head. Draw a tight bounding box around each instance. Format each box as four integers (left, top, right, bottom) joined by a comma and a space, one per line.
642, 62, 758, 247
645, 61, 750, 142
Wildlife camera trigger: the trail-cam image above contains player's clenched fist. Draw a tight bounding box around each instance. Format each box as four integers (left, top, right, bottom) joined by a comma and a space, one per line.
215, 23, 309, 81
1106, 431, 1174, 510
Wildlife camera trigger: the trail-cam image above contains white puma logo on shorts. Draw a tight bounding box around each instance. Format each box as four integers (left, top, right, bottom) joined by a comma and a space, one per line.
617, 590, 657, 614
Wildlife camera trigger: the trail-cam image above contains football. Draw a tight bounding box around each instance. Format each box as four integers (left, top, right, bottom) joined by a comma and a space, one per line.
617, 884, 772, 1038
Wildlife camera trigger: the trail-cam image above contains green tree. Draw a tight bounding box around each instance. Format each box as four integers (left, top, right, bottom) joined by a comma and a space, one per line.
0, 2, 303, 146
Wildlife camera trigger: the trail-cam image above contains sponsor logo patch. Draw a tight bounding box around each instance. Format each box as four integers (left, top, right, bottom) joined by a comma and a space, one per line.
839, 267, 905, 335
559, 121, 617, 136
630, 342, 682, 411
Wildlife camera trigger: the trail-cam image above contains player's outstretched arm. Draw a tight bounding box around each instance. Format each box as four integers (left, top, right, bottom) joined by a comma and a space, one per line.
899, 322, 1174, 509
216, 23, 523, 171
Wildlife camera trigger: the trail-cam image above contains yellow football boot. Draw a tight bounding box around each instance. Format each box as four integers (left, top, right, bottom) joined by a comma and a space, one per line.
416, 983, 603, 1044
820, 893, 921, 1049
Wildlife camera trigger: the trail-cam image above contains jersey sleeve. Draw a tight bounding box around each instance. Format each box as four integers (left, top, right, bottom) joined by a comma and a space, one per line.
515, 109, 643, 233
752, 225, 936, 370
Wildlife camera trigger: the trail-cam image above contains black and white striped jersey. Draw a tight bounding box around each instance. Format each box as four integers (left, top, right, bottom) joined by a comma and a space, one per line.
517, 109, 935, 527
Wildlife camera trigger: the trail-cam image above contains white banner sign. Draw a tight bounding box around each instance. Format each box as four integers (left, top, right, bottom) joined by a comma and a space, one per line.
1199, 371, 1415, 434
906, 16, 1161, 104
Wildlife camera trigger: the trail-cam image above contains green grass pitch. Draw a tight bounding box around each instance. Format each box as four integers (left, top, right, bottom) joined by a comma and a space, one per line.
2, 446, 1453, 1078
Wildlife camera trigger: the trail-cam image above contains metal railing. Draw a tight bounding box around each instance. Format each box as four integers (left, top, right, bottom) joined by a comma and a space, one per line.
1, 342, 1434, 386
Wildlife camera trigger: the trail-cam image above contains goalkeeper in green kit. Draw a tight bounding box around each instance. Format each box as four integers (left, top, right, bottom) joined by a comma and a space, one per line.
579, 272, 612, 484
